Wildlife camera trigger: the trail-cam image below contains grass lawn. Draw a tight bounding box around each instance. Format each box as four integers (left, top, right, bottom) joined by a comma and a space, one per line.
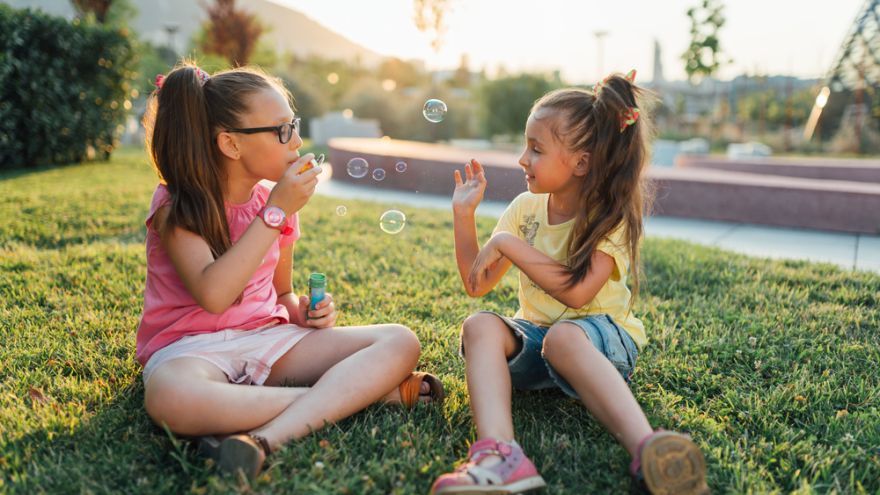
1, 147, 878, 494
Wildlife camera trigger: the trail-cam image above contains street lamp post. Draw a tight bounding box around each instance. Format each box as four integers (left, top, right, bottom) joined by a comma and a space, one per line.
594, 30, 608, 80
163, 22, 179, 55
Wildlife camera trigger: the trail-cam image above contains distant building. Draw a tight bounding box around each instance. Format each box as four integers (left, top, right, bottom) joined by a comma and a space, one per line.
652, 39, 664, 85
646, 40, 818, 120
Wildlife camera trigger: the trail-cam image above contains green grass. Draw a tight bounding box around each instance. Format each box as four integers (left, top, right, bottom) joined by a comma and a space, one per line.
1, 147, 878, 494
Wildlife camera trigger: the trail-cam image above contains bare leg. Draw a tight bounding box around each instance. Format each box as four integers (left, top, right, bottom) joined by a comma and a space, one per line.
144, 358, 309, 436
250, 324, 420, 449
542, 323, 652, 457
460, 313, 521, 442
144, 324, 421, 442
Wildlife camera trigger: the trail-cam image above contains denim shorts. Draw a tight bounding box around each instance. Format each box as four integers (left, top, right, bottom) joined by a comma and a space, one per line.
460, 312, 639, 398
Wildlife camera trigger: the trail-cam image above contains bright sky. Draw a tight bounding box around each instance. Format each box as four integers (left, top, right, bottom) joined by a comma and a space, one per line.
275, 0, 858, 83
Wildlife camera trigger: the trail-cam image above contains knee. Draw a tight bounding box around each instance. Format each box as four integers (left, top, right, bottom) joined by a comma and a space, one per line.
460, 312, 500, 347
542, 323, 587, 362
382, 323, 421, 360
144, 373, 197, 435
461, 313, 512, 349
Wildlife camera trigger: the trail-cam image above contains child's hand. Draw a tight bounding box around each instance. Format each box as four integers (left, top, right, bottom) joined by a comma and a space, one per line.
452, 159, 487, 215
468, 236, 505, 293
298, 293, 338, 329
268, 153, 321, 215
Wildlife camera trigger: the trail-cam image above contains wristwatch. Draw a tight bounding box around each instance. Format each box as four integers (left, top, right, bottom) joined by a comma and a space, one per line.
258, 206, 293, 235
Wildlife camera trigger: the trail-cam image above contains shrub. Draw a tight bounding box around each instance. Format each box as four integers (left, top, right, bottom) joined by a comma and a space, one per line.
0, 5, 135, 169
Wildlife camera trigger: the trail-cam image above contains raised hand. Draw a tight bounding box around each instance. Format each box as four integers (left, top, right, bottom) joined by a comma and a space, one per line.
267, 153, 320, 215
452, 159, 487, 215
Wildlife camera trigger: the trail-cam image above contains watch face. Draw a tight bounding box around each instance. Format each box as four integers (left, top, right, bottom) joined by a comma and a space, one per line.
263, 206, 285, 227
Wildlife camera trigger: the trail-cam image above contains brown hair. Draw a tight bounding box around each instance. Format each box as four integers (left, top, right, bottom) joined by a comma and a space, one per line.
143, 61, 292, 258
532, 74, 655, 306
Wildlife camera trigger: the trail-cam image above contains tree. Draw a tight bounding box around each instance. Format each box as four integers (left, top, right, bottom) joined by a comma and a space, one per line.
413, 0, 450, 54
198, 0, 263, 67
681, 0, 729, 83
71, 0, 112, 23
479, 74, 561, 138
378, 57, 426, 89
450, 53, 472, 89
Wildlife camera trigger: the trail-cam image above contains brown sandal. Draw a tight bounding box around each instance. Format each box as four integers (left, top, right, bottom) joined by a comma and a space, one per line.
638, 431, 709, 495
198, 433, 271, 480
398, 371, 446, 407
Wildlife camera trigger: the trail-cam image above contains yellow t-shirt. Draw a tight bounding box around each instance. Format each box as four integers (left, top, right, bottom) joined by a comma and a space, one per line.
493, 192, 647, 348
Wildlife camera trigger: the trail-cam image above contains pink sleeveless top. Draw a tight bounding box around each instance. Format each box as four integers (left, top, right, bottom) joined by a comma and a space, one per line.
135, 183, 300, 366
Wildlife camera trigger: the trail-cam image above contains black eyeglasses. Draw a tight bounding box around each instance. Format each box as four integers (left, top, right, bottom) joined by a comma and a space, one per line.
226, 117, 301, 144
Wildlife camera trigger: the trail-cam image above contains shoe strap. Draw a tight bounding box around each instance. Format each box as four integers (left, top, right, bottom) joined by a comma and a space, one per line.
630, 429, 667, 476
250, 434, 272, 457
467, 438, 515, 464
462, 438, 527, 483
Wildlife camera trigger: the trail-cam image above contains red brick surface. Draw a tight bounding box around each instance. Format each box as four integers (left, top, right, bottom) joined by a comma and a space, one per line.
328, 138, 880, 234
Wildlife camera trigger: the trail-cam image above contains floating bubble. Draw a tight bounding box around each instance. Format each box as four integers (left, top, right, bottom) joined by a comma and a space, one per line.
395, 161, 408, 173
346, 157, 369, 178
379, 210, 406, 235
372, 168, 386, 181
336, 205, 347, 216
422, 99, 447, 123
315, 153, 325, 167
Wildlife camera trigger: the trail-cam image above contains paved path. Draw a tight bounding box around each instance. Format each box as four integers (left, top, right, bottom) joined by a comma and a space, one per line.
313, 172, 880, 273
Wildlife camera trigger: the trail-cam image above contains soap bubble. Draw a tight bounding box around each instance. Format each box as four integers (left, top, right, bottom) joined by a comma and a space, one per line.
379, 210, 406, 234
395, 161, 407, 173
346, 157, 369, 178
314, 153, 325, 167
335, 205, 347, 216
372, 168, 386, 181
422, 99, 447, 123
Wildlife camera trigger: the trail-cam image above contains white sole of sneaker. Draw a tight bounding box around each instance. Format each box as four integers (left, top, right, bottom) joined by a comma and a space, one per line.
433, 475, 547, 494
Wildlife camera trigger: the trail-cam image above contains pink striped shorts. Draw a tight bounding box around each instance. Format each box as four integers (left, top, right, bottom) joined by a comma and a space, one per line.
142, 324, 314, 387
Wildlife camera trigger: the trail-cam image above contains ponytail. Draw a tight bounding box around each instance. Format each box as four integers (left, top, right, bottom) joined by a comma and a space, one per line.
532, 72, 656, 307
143, 62, 289, 258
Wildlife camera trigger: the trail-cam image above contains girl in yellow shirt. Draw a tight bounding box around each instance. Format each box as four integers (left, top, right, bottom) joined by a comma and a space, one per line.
432, 71, 709, 495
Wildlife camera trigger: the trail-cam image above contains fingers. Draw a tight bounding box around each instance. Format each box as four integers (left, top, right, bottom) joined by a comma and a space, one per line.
292, 154, 322, 177
292, 153, 315, 170
454, 169, 463, 186
296, 163, 322, 181
310, 294, 333, 310
308, 306, 334, 319
307, 295, 335, 320
308, 314, 337, 329
467, 258, 483, 293
464, 162, 473, 181
307, 302, 338, 327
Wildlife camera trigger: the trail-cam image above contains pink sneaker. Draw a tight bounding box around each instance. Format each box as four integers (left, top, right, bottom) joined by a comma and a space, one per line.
431, 438, 546, 494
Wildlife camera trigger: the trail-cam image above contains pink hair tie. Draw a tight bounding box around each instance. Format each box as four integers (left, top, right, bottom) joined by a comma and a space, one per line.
194, 67, 210, 85
154, 73, 165, 89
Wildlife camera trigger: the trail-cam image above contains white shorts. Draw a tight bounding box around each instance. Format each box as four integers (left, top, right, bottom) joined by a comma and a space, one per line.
142, 324, 314, 387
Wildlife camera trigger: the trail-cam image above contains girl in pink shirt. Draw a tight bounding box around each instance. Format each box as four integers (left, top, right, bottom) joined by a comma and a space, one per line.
138, 63, 444, 479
